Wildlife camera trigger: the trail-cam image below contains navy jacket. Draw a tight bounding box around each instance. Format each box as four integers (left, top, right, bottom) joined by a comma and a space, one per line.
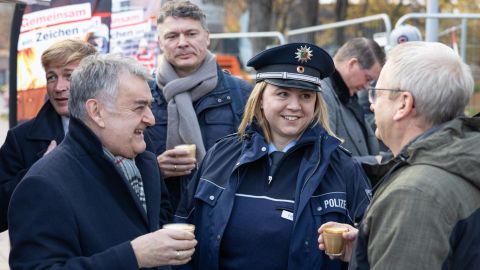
8, 118, 169, 270
176, 123, 371, 270
0, 102, 64, 231
145, 68, 252, 210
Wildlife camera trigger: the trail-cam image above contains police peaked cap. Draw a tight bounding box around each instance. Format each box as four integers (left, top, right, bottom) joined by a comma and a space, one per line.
247, 43, 335, 92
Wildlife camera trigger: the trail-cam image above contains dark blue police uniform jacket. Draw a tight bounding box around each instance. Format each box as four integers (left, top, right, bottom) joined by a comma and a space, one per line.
175, 122, 371, 270
0, 101, 64, 231
145, 68, 252, 210
8, 118, 169, 270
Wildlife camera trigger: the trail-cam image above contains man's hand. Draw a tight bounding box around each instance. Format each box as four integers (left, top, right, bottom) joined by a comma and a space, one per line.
43, 140, 57, 156
131, 228, 197, 268
318, 222, 358, 262
157, 148, 196, 178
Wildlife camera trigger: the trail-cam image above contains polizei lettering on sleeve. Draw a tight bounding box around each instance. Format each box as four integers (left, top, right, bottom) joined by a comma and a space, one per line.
324, 198, 346, 210
311, 192, 348, 215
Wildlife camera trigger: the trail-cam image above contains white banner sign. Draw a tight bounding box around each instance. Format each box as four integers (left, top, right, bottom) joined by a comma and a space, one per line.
21, 3, 92, 32
110, 18, 151, 41
111, 9, 145, 29
18, 17, 101, 51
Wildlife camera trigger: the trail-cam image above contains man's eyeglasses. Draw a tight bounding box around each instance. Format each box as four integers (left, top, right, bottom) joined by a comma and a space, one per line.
368, 87, 406, 103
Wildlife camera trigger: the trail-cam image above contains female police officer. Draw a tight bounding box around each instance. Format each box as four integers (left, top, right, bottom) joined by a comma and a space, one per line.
175, 43, 371, 270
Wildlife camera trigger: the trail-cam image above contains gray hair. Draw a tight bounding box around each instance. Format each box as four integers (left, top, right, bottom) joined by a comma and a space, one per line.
69, 53, 151, 121
157, 0, 208, 30
334, 37, 386, 68
385, 41, 474, 125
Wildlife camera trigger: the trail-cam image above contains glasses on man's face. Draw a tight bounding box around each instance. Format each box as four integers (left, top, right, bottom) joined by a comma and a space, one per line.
368, 87, 406, 103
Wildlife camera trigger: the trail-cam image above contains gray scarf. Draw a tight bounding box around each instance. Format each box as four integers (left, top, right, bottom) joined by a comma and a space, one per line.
156, 52, 218, 160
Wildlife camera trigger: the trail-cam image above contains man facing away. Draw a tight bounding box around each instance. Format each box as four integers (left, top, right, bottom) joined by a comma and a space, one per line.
320, 38, 385, 162
0, 39, 97, 231
319, 41, 480, 270
145, 0, 252, 210
8, 54, 196, 269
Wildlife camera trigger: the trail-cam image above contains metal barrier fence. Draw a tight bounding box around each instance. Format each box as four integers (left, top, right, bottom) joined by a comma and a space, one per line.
396, 13, 480, 62
210, 31, 287, 45
287, 13, 392, 44
209, 13, 392, 53
208, 12, 480, 114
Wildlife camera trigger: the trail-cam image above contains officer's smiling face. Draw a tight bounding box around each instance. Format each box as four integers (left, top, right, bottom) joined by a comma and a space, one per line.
261, 83, 316, 148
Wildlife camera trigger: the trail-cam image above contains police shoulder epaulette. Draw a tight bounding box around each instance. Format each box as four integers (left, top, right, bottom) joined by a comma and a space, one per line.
338, 145, 352, 156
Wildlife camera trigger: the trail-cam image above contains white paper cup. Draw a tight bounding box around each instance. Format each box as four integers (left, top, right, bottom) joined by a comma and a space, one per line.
162, 223, 195, 234
174, 144, 196, 159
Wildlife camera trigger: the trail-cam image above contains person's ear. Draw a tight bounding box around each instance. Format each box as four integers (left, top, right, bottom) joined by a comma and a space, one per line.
157, 29, 166, 51
393, 92, 415, 121
347, 58, 359, 70
85, 99, 106, 128
205, 30, 211, 47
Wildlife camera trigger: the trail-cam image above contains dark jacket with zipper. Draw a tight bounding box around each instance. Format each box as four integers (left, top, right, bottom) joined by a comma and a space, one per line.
175, 122, 371, 270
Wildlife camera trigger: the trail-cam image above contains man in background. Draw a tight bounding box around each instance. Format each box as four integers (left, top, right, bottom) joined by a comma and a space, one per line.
357, 24, 423, 153
388, 24, 422, 49
146, 0, 252, 210
0, 39, 97, 231
321, 37, 385, 161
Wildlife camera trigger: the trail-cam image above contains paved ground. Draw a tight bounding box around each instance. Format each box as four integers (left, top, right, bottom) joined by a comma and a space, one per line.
0, 231, 9, 270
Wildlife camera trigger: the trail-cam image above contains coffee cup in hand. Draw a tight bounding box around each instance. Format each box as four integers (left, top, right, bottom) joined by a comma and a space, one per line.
162, 223, 196, 235
174, 144, 196, 159
323, 225, 348, 256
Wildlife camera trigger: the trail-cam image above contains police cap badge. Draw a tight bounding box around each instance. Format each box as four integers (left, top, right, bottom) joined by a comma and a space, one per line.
247, 43, 334, 92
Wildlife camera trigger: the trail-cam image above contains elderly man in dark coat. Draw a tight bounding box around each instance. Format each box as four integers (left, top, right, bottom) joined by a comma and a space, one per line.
8, 54, 196, 269
0, 39, 97, 231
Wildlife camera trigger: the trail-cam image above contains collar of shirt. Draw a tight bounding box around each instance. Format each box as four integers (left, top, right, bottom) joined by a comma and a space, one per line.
268, 140, 297, 154
331, 69, 351, 104
398, 123, 443, 158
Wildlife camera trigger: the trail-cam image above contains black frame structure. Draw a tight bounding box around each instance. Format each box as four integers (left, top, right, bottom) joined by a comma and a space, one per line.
8, 3, 26, 128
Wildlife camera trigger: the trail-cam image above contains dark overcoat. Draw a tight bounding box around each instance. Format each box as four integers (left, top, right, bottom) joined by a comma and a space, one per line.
8, 118, 169, 270
320, 77, 379, 157
0, 101, 64, 231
